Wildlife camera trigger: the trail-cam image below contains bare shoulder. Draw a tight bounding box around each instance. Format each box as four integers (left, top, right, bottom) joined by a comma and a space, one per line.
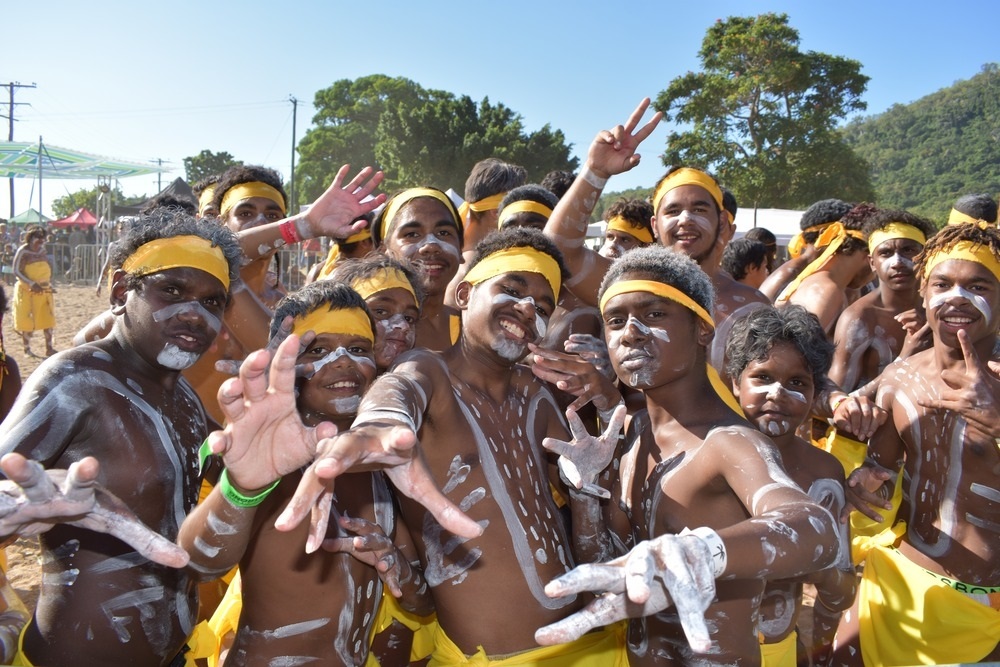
792, 436, 846, 486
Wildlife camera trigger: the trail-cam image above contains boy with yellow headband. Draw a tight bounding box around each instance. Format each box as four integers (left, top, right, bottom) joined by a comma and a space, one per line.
179, 281, 433, 666
535, 245, 842, 666
0, 211, 242, 666
598, 197, 655, 260
254, 227, 630, 665
838, 221, 1000, 665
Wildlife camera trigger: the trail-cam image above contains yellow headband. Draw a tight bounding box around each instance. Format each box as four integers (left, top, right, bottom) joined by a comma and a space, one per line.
464, 246, 561, 298
598, 279, 744, 417
947, 208, 991, 227
787, 222, 834, 258
652, 168, 723, 213
458, 192, 507, 226
606, 216, 654, 244
868, 222, 927, 253
197, 186, 216, 216
342, 229, 371, 245
777, 222, 867, 302
381, 188, 458, 238
291, 306, 374, 343
122, 235, 230, 290
923, 240, 1000, 283
498, 200, 553, 227
351, 267, 418, 303
599, 279, 714, 327
219, 182, 286, 218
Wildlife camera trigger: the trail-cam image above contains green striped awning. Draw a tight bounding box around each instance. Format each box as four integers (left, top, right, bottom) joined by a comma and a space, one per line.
0, 141, 167, 179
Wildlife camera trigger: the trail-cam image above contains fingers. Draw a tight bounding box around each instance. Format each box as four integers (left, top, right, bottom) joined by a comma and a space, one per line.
957, 329, 983, 375
535, 593, 625, 645
267, 333, 304, 398
603, 405, 628, 441
543, 562, 627, 598
92, 504, 191, 568
305, 491, 334, 554
385, 461, 483, 540
61, 457, 100, 504
274, 466, 331, 533
0, 455, 55, 504
214, 359, 241, 377
565, 407, 591, 443
624, 544, 653, 604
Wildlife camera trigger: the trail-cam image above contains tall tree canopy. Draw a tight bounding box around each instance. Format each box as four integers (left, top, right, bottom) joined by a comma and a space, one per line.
841, 63, 1000, 223
52, 183, 142, 219
655, 13, 874, 208
295, 75, 578, 205
183, 150, 243, 184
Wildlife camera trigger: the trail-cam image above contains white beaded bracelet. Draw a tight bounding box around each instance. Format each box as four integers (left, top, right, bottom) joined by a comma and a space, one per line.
685, 526, 727, 578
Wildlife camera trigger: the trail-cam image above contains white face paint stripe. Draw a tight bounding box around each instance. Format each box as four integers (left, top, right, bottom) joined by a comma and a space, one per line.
928, 285, 992, 322
491, 292, 549, 339
747, 382, 807, 404
151, 301, 222, 336
660, 210, 715, 236
307, 346, 376, 377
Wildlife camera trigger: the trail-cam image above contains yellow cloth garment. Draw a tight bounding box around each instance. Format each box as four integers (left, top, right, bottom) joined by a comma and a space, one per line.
450, 313, 462, 345
776, 223, 866, 303
760, 630, 797, 667
859, 543, 1000, 666
13, 260, 54, 332
817, 427, 867, 477
205, 570, 244, 667
428, 621, 627, 666
10, 625, 34, 666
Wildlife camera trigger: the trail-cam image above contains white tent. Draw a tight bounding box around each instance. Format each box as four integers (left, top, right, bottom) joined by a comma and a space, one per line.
733, 207, 804, 247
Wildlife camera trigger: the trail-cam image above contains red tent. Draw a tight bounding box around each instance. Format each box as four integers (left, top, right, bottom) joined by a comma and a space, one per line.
50, 207, 99, 228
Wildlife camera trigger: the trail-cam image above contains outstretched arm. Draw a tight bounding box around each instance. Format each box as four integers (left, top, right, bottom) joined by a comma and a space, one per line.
0, 454, 190, 567
544, 99, 662, 304
238, 165, 387, 261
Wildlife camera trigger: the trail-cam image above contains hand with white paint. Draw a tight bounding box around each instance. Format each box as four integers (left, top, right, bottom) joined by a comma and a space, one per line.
301, 165, 387, 240
0, 453, 190, 568
918, 328, 1000, 439
543, 405, 627, 499
535, 532, 717, 653
323, 515, 417, 599
211, 333, 338, 493
585, 98, 662, 180
528, 343, 622, 412
844, 463, 896, 523
894, 308, 932, 359
275, 422, 484, 547
563, 333, 616, 380
829, 393, 887, 442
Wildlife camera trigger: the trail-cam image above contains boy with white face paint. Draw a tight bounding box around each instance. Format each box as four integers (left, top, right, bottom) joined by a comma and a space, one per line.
0, 212, 242, 666
840, 222, 1000, 666
535, 246, 841, 667
179, 282, 433, 666
829, 210, 938, 395
261, 227, 631, 664
726, 306, 855, 666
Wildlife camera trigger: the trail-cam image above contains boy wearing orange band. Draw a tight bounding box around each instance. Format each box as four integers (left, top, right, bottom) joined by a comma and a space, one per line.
0, 211, 241, 666
841, 222, 1000, 666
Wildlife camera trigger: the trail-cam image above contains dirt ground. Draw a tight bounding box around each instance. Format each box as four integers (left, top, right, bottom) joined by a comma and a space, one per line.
2, 282, 108, 612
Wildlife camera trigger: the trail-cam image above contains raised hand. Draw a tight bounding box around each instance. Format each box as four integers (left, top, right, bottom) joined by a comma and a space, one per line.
543, 405, 627, 499
563, 333, 616, 380
844, 464, 895, 523
303, 165, 387, 239
275, 423, 483, 549
209, 334, 338, 493
830, 394, 887, 442
0, 454, 190, 568
528, 343, 622, 412
323, 515, 409, 598
536, 532, 717, 653
918, 328, 1000, 438
585, 98, 663, 179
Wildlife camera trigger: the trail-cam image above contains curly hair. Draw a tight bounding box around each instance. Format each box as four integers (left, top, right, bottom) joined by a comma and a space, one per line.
327, 253, 425, 310
725, 304, 834, 389
953, 194, 998, 224
862, 208, 937, 244
799, 199, 855, 244
540, 170, 576, 200
466, 226, 570, 289
598, 245, 714, 316
212, 164, 288, 214
915, 221, 1000, 283
605, 197, 654, 238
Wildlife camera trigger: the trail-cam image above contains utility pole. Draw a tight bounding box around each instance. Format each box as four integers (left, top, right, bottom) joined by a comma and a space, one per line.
3, 81, 37, 218
151, 157, 164, 192
289, 95, 297, 213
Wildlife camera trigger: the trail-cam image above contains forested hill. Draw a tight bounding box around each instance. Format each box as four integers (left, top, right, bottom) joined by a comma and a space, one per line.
840, 63, 1000, 224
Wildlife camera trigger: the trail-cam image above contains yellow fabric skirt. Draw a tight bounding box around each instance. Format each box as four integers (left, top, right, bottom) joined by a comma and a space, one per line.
859, 543, 1000, 665
760, 630, 797, 667
428, 621, 627, 666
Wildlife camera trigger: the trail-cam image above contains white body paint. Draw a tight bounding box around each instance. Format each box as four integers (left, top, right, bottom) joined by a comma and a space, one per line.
157, 343, 200, 370
151, 301, 222, 337
928, 284, 992, 322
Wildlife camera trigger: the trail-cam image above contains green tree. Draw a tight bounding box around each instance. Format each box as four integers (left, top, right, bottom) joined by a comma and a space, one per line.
296, 75, 578, 204
183, 150, 243, 184
655, 13, 874, 208
52, 183, 142, 219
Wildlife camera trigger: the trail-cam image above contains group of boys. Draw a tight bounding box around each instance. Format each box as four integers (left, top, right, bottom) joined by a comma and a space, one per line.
0, 97, 996, 667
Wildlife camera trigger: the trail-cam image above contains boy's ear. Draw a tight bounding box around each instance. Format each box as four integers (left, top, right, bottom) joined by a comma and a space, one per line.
696, 319, 714, 348
109, 270, 130, 314
454, 281, 472, 310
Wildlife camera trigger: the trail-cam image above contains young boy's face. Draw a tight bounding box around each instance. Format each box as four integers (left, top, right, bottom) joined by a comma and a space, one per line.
870, 238, 922, 292
224, 196, 285, 232
383, 198, 462, 296
923, 258, 1000, 347
365, 287, 419, 371
734, 341, 815, 439
125, 267, 227, 371
463, 271, 554, 363
297, 331, 377, 421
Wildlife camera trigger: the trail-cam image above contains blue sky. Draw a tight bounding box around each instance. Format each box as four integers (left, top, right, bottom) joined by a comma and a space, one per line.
4, 0, 998, 218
